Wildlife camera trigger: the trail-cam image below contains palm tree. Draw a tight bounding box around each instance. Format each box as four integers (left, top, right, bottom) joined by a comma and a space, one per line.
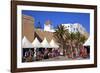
68, 32, 77, 58
54, 25, 87, 57
80, 35, 87, 44
70, 32, 76, 41
75, 31, 87, 55
54, 25, 69, 56
75, 31, 87, 45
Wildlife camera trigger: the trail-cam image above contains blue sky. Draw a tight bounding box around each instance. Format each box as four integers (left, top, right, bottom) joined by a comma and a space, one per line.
22, 10, 90, 33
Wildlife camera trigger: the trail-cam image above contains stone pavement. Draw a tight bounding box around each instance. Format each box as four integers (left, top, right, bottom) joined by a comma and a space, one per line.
39, 56, 89, 62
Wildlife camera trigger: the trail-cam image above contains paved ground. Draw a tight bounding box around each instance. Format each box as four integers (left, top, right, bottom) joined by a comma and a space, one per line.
39, 56, 89, 62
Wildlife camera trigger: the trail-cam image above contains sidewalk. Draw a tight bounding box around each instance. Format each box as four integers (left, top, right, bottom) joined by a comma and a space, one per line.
40, 56, 89, 62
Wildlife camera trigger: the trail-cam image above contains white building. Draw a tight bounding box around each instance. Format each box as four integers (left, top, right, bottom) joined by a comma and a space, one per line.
44, 23, 51, 31
44, 20, 55, 32
43, 21, 89, 37
62, 23, 89, 37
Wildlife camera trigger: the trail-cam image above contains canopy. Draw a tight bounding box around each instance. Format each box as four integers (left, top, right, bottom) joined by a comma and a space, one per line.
83, 37, 90, 46
32, 37, 42, 48
22, 36, 33, 48
50, 39, 59, 48
41, 38, 51, 48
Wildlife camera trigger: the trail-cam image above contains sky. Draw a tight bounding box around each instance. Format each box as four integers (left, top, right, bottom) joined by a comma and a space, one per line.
22, 10, 90, 33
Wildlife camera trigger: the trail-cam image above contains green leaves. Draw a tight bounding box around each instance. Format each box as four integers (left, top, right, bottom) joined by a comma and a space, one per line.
54, 25, 69, 44
54, 24, 87, 56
